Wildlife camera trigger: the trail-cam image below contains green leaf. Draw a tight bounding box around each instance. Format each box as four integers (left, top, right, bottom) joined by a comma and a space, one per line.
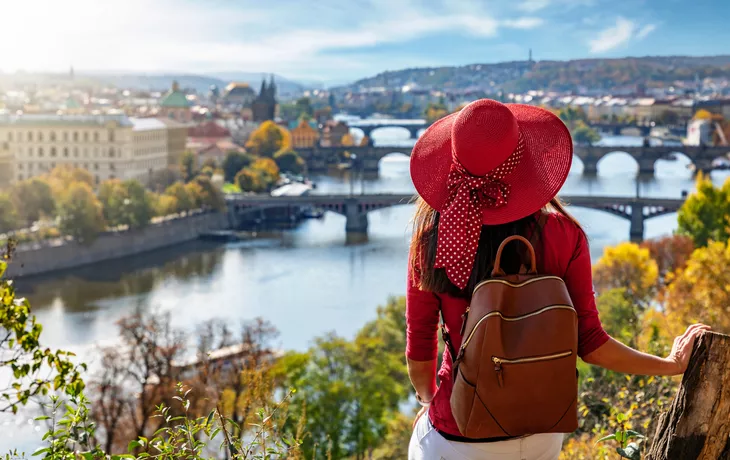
206, 410, 215, 428
616, 412, 628, 423
626, 430, 646, 440
34, 415, 50, 421
128, 440, 143, 450
32, 447, 50, 457
0, 261, 7, 278
595, 433, 617, 445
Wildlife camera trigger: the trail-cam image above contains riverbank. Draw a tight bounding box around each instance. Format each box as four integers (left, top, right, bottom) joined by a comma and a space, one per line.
7, 211, 230, 278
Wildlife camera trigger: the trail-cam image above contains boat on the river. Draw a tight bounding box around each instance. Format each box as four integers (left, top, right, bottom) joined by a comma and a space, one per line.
301, 207, 325, 219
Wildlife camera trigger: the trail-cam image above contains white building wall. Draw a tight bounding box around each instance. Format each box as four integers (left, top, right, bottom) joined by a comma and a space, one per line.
0, 116, 171, 185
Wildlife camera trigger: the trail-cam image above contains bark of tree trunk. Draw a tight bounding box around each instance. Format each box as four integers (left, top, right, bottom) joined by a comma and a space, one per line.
646, 332, 730, 460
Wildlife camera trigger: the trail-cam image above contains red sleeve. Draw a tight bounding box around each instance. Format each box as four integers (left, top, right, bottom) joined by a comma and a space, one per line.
562, 228, 611, 358
405, 266, 440, 362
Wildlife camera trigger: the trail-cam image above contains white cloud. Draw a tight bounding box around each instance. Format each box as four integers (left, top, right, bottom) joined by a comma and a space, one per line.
0, 0, 545, 80
588, 17, 637, 53
517, 0, 552, 12
502, 17, 544, 29
518, 0, 551, 12
636, 24, 657, 40
517, 0, 594, 12
588, 18, 659, 53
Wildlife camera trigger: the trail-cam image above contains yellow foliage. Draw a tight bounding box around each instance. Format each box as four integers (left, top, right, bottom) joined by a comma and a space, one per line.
245, 121, 292, 157
693, 109, 714, 120
665, 240, 730, 335
45, 165, 95, 196
637, 308, 674, 354
341, 133, 355, 147
560, 434, 613, 460
155, 194, 179, 216
593, 242, 658, 303
251, 157, 280, 184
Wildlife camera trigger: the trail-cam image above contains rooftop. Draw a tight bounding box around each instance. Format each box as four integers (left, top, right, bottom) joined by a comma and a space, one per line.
129, 117, 167, 131
0, 114, 133, 127
160, 81, 192, 108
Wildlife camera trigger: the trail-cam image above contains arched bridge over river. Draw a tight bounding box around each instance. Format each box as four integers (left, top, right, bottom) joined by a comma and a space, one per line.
297, 145, 730, 177
226, 193, 685, 242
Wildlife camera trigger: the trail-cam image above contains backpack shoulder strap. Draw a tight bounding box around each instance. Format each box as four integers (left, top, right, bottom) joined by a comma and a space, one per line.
435, 293, 458, 363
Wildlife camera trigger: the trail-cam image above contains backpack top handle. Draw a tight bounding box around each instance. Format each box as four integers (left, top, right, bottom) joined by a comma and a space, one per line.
491, 235, 537, 277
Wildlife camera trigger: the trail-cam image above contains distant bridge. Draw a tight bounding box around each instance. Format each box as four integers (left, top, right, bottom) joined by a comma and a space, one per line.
226, 193, 685, 241
587, 122, 684, 137
347, 119, 430, 139
297, 144, 730, 177
343, 119, 682, 140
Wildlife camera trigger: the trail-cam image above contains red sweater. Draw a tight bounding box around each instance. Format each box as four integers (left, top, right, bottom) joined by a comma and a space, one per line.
405, 211, 610, 437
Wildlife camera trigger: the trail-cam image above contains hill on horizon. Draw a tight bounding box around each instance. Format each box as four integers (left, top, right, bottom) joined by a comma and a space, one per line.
336, 54, 730, 94
90, 72, 306, 98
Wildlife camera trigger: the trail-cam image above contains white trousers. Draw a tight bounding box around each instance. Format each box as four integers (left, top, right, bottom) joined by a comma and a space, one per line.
408, 412, 563, 460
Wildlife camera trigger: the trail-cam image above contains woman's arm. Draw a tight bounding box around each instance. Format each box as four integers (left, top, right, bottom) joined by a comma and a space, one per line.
407, 358, 438, 402
583, 324, 710, 376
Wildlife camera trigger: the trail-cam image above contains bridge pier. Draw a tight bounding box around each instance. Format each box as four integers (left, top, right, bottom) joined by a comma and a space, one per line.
693, 158, 714, 177
408, 127, 422, 139
637, 158, 656, 177
630, 206, 645, 242
359, 127, 374, 140
344, 199, 368, 234
582, 158, 599, 176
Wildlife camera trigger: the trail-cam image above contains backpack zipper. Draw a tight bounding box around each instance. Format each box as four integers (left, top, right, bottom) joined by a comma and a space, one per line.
492, 350, 573, 387
460, 305, 576, 351
472, 276, 564, 296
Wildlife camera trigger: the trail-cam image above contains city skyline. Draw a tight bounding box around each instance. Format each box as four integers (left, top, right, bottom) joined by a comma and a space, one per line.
0, 0, 728, 84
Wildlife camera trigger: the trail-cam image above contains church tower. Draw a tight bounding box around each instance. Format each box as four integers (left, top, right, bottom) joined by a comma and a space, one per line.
252, 76, 276, 122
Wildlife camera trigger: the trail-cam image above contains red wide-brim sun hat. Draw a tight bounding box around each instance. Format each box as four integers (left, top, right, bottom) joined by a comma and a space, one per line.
410, 99, 573, 225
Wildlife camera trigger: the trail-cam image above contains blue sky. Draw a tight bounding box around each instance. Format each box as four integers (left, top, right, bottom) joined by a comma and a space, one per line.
0, 0, 728, 83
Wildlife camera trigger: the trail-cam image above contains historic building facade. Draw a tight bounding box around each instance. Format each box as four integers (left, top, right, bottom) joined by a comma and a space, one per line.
290, 118, 319, 148
0, 114, 172, 185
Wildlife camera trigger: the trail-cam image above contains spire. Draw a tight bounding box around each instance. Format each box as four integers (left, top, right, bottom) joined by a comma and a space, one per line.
172, 80, 180, 92
268, 74, 277, 100
259, 78, 267, 98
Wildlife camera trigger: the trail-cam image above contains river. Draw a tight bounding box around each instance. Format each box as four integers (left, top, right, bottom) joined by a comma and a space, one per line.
5, 123, 730, 451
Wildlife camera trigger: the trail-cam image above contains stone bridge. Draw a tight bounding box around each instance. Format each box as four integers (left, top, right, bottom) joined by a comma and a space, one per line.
348, 120, 429, 140
585, 123, 688, 137
226, 193, 685, 241
297, 144, 730, 176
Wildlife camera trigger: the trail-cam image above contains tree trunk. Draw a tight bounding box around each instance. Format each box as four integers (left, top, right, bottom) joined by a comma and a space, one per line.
646, 332, 730, 460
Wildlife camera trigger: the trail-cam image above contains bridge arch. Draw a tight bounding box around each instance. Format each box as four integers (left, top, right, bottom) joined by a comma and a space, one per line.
369, 126, 419, 142
655, 151, 694, 179
570, 155, 585, 175
349, 127, 366, 141
376, 151, 411, 176
595, 151, 639, 176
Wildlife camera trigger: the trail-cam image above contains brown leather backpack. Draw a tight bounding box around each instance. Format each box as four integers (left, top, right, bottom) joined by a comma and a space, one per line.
446, 234, 579, 439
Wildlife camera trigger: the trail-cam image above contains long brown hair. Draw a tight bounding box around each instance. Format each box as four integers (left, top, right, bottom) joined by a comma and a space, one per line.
409, 197, 583, 299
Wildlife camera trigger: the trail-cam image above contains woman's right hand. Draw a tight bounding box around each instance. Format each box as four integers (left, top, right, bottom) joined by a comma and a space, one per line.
664, 324, 711, 375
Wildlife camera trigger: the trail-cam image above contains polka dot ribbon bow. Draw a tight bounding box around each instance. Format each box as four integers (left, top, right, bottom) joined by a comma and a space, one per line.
435, 135, 524, 289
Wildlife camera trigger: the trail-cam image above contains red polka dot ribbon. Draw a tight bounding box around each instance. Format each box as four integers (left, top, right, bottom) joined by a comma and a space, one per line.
435, 133, 525, 289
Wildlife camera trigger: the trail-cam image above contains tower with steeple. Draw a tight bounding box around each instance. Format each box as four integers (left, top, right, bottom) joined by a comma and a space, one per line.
252, 75, 277, 122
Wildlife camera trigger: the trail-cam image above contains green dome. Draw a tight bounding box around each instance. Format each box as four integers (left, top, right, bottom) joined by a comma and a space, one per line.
160, 81, 192, 108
